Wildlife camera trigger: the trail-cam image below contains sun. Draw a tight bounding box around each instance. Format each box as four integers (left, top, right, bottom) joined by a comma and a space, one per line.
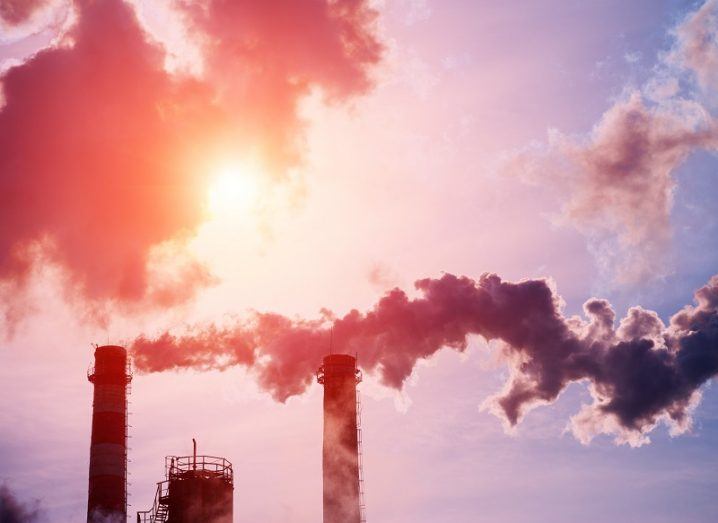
207, 162, 260, 216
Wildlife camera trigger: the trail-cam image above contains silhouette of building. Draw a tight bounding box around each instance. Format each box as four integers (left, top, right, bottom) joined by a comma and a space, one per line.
87, 345, 132, 522
317, 354, 365, 523
137, 439, 233, 523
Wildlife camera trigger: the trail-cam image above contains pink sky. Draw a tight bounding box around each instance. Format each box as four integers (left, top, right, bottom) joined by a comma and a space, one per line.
1, 1, 718, 522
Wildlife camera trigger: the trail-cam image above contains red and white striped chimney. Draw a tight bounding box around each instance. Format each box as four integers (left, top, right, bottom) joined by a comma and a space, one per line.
317, 354, 362, 523
87, 345, 131, 522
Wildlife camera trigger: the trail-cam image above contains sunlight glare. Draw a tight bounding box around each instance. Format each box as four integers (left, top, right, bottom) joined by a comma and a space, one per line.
207, 163, 260, 216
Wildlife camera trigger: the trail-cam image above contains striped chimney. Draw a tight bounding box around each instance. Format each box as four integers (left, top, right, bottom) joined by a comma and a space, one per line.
87, 345, 131, 522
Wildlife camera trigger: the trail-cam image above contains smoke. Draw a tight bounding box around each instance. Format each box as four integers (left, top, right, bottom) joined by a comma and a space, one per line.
0, 0, 220, 322
669, 0, 718, 94
0, 484, 43, 523
177, 0, 383, 175
87, 509, 126, 523
132, 272, 718, 446
520, 93, 718, 282
0, 0, 382, 321
508, 0, 718, 283
0, 0, 49, 26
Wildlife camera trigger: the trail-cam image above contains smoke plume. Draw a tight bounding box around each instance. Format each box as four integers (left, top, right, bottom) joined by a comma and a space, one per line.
0, 0, 382, 320
0, 0, 48, 26
509, 0, 718, 283
177, 0, 383, 175
132, 272, 718, 446
0, 484, 43, 523
669, 0, 718, 94
0, 0, 219, 316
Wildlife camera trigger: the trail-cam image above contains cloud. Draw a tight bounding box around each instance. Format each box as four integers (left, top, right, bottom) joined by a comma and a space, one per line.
0, 0, 221, 321
0, 484, 43, 523
547, 93, 715, 281
177, 0, 383, 175
508, 0, 718, 283
0, 0, 49, 26
669, 0, 718, 94
132, 272, 718, 446
0, 0, 383, 324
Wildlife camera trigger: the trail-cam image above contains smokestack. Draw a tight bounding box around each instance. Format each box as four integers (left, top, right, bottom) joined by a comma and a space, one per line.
87, 345, 131, 522
317, 354, 363, 523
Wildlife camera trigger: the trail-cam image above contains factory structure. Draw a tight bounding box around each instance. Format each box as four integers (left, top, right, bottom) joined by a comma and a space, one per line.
136, 439, 233, 523
317, 354, 366, 523
87, 345, 132, 522
86, 346, 367, 523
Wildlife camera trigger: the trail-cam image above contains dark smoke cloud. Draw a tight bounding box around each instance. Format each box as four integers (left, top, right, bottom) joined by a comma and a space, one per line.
0, 484, 43, 523
132, 272, 718, 446
0, 0, 382, 321
0, 0, 49, 25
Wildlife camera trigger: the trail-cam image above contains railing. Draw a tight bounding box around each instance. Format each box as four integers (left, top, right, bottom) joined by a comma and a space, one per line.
165, 455, 234, 484
136, 455, 233, 522
316, 365, 363, 385
87, 360, 133, 384
135, 481, 168, 523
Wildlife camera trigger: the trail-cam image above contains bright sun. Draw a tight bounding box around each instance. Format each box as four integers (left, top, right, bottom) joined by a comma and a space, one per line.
207, 163, 260, 216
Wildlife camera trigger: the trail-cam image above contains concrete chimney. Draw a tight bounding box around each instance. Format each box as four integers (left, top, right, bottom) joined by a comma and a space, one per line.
87, 345, 131, 522
317, 354, 362, 523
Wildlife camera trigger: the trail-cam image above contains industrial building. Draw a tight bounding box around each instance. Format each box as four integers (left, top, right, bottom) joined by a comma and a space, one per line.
85, 347, 366, 522
136, 439, 234, 523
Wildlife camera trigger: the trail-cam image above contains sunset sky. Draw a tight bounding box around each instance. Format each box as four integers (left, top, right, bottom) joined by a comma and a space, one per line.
1, 0, 718, 522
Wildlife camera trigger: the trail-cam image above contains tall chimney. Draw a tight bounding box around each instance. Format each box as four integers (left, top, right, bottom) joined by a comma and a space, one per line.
87, 345, 131, 522
317, 354, 362, 523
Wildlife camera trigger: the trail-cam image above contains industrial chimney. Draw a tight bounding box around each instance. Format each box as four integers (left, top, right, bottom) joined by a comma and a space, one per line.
317, 354, 363, 523
87, 345, 131, 522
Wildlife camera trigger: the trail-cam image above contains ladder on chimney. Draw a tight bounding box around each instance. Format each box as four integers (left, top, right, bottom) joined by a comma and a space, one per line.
357, 393, 367, 523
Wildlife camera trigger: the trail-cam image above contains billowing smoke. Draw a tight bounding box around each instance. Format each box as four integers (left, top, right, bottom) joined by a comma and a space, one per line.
669, 0, 718, 93
87, 509, 124, 523
0, 484, 43, 523
509, 0, 718, 283
132, 272, 718, 446
525, 93, 717, 282
0, 0, 49, 25
0, 0, 382, 321
0, 0, 219, 316
178, 0, 383, 175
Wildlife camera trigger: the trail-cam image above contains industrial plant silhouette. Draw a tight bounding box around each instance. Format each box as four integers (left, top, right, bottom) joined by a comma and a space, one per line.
86, 345, 366, 523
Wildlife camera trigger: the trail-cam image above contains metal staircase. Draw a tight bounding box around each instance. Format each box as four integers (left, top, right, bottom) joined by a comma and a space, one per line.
136, 481, 169, 523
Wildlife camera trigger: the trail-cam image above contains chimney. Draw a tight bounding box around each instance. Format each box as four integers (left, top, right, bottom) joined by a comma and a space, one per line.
87, 345, 131, 522
317, 354, 362, 523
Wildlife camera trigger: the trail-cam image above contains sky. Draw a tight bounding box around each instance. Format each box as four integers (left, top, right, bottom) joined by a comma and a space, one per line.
1, 0, 718, 522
